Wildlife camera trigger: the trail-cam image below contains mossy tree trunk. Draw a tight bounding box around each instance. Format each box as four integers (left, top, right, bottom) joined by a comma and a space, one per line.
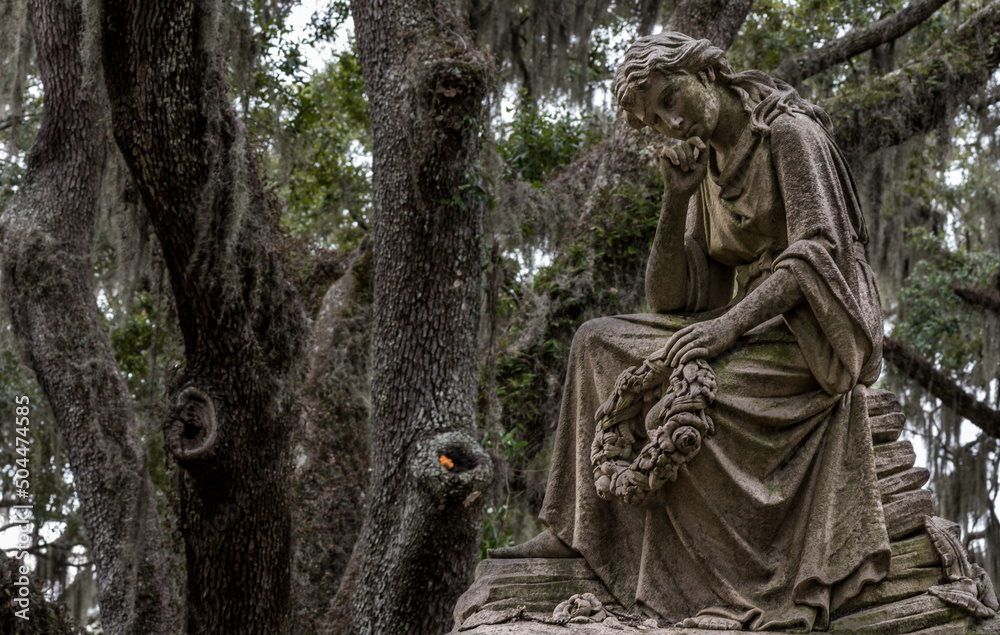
0, 1, 181, 633
666, 0, 754, 50
291, 245, 373, 634
94, 0, 305, 632
329, 0, 495, 632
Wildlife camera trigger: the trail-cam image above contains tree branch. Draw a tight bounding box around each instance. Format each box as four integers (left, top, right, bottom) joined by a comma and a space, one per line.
883, 335, 1000, 438
828, 0, 1000, 159
773, 0, 950, 85
954, 284, 1000, 315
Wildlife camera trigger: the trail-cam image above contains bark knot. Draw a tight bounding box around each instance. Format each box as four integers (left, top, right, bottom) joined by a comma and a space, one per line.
165, 386, 219, 464
411, 430, 493, 505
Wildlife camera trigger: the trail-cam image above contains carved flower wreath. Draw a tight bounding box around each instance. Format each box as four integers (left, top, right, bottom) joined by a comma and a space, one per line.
591, 356, 717, 505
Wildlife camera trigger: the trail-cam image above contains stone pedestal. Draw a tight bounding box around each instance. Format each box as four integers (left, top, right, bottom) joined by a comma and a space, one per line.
453, 390, 999, 634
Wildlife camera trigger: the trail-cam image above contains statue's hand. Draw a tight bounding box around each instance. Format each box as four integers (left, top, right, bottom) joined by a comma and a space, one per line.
657, 316, 741, 367
660, 137, 708, 198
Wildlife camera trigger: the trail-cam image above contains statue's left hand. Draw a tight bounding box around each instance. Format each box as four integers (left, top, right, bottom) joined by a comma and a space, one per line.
655, 317, 741, 367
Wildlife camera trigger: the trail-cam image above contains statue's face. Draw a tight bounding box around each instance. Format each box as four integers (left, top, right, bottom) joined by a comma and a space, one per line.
626, 70, 720, 142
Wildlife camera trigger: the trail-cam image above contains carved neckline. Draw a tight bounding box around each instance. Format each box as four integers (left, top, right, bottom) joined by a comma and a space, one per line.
709, 122, 761, 201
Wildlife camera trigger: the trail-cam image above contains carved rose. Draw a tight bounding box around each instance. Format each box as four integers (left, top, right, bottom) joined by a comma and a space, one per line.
553, 593, 608, 623
671, 425, 701, 454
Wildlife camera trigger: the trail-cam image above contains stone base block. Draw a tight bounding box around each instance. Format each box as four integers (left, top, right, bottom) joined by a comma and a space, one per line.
454, 558, 618, 627
875, 441, 918, 479
830, 594, 967, 633
884, 490, 934, 540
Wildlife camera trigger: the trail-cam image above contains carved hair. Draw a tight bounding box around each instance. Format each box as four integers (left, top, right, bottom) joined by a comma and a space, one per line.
613, 32, 831, 136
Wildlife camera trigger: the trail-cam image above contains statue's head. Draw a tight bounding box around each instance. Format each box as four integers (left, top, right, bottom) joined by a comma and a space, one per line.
614, 33, 732, 133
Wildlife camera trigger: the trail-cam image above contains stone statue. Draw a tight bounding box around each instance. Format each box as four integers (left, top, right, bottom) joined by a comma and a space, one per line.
453, 33, 998, 634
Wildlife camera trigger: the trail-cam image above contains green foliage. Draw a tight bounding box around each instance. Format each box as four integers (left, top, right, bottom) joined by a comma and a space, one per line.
275, 45, 371, 249
97, 291, 180, 407
731, 0, 899, 72
491, 173, 661, 475
892, 228, 1000, 375
222, 0, 372, 251
478, 504, 523, 561
729, 0, 972, 99
497, 96, 603, 186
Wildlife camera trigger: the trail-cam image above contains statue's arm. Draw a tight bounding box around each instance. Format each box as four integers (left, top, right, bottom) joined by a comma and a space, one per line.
645, 190, 692, 313
659, 268, 805, 366
719, 269, 804, 335
646, 137, 734, 313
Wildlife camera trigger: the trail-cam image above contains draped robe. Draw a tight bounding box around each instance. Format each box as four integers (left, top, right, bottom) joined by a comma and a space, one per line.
538, 110, 891, 631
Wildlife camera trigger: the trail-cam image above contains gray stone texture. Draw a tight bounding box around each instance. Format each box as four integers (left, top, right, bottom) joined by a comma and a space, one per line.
455, 33, 997, 634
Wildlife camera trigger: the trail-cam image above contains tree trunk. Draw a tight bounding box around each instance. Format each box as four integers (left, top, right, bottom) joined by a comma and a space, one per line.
667, 0, 755, 49
292, 245, 372, 633
95, 0, 305, 632
0, 2, 181, 633
331, 0, 495, 631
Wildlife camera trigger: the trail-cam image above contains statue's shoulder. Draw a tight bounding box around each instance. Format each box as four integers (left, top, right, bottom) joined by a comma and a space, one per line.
765, 110, 838, 165
767, 110, 828, 142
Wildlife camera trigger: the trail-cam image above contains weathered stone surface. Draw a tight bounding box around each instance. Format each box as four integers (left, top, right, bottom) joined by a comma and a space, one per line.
885, 490, 935, 540
454, 558, 617, 626
867, 389, 903, 418
449, 616, 1000, 634
870, 411, 907, 443
456, 31, 999, 635
455, 624, 798, 634
911, 623, 979, 635
876, 441, 918, 479
889, 533, 941, 574
830, 594, 967, 633
880, 468, 931, 502
837, 532, 942, 613
839, 567, 942, 613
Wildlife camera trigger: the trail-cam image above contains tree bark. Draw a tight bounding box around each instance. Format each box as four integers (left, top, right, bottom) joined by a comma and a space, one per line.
0, 2, 181, 633
954, 284, 1000, 315
95, 0, 305, 632
332, 0, 495, 631
827, 0, 1000, 160
292, 245, 372, 633
883, 335, 1000, 438
773, 0, 950, 85
667, 0, 755, 50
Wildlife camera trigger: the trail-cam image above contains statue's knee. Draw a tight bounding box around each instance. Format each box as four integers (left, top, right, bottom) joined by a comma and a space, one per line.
572, 317, 614, 352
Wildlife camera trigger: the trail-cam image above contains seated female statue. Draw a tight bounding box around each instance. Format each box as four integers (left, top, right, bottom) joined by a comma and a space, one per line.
491, 32, 891, 631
